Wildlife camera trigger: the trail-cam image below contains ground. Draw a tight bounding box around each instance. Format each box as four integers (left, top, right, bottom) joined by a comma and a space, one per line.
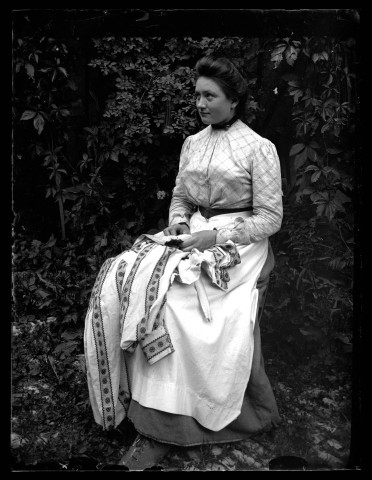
11, 324, 355, 472
159, 354, 353, 471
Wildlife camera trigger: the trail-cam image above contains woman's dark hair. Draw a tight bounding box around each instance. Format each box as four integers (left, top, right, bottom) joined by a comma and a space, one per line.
195, 55, 248, 117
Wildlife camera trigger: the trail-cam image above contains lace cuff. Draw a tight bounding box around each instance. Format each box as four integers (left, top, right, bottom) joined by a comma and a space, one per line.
216, 228, 241, 244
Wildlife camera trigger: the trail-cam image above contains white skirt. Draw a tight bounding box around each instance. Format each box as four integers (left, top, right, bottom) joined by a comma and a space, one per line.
84, 210, 268, 432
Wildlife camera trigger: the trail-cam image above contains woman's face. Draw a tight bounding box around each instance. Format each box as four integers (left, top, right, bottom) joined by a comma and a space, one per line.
195, 76, 238, 125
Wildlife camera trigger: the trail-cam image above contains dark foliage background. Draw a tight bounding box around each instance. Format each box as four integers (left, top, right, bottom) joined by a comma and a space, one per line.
11, 9, 362, 470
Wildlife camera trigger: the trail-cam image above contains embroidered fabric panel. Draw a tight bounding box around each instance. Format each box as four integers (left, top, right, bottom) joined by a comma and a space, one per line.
114, 260, 132, 414
119, 242, 157, 333
122, 242, 177, 361
136, 247, 173, 337
115, 258, 128, 302
85, 236, 269, 431
211, 249, 229, 289
139, 249, 176, 364
86, 240, 245, 428
131, 236, 152, 253
199, 242, 241, 290
90, 257, 117, 430
91, 239, 242, 376
140, 323, 174, 365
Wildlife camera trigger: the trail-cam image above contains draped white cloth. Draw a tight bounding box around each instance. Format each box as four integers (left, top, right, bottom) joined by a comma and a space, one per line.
84, 210, 268, 432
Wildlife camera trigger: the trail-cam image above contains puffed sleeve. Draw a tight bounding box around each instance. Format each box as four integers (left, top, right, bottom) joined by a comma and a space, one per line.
168, 137, 196, 226
216, 139, 283, 244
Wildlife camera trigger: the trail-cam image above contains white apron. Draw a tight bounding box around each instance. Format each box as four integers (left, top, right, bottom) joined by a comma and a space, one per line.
84, 210, 268, 432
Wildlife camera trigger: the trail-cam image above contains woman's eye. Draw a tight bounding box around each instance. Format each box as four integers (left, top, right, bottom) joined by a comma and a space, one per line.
195, 93, 214, 101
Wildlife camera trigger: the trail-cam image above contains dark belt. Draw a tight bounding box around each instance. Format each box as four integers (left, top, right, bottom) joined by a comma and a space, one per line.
198, 205, 253, 219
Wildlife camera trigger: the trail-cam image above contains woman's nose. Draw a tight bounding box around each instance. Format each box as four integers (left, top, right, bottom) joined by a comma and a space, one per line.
197, 97, 206, 109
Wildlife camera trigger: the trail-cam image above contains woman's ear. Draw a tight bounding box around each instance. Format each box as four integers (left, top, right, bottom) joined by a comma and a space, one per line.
231, 98, 239, 110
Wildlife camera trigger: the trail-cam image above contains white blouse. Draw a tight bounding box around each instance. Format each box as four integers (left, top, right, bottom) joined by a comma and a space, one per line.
168, 119, 283, 245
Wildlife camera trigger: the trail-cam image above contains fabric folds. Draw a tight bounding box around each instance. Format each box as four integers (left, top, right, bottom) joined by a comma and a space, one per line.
84, 211, 268, 432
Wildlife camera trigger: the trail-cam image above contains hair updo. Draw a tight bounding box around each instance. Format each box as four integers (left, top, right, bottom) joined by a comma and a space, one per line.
194, 55, 249, 117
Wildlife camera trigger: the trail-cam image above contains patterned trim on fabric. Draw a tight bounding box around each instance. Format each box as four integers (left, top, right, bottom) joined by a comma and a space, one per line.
119, 242, 157, 331
221, 242, 241, 268
136, 247, 174, 343
131, 237, 152, 253
140, 327, 175, 365
206, 243, 241, 290
91, 257, 116, 430
119, 240, 242, 366
115, 258, 128, 302
137, 247, 177, 363
212, 250, 228, 289
114, 261, 132, 415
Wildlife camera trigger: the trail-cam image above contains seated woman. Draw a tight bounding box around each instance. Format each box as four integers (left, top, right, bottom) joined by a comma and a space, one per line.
84, 55, 283, 470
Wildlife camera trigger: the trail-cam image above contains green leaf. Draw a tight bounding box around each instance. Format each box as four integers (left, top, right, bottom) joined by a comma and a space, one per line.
289, 143, 305, 156
322, 397, 337, 407
311, 191, 328, 203
288, 80, 301, 88
311, 51, 329, 63
326, 147, 343, 155
33, 114, 45, 135
40, 111, 50, 121
323, 166, 341, 179
311, 170, 322, 183
294, 149, 308, 169
25, 62, 35, 78
309, 140, 320, 149
36, 288, 50, 299
271, 44, 287, 56
53, 340, 78, 356
110, 151, 119, 162
20, 110, 36, 121
290, 88, 304, 103
325, 201, 337, 220
284, 45, 298, 66
67, 79, 78, 90
270, 45, 287, 68
304, 165, 319, 172
58, 66, 68, 77
299, 328, 321, 338
306, 147, 317, 162
327, 439, 343, 450
61, 330, 82, 341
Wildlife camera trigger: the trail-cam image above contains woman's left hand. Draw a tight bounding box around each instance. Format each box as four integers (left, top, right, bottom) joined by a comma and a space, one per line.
179, 230, 217, 253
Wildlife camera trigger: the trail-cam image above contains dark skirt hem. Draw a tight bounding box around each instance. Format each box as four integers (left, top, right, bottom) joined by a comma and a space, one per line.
127, 409, 281, 447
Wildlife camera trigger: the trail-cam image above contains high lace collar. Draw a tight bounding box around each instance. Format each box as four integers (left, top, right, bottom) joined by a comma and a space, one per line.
211, 115, 239, 130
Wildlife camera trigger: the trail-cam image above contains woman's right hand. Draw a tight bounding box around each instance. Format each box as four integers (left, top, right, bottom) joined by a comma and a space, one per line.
163, 223, 190, 236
